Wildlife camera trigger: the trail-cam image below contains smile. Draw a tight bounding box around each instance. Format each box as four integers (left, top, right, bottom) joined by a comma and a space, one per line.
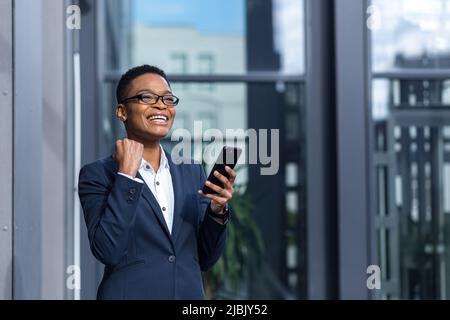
147, 114, 169, 124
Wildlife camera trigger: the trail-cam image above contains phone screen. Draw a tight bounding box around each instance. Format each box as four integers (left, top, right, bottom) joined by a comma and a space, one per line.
202, 146, 242, 195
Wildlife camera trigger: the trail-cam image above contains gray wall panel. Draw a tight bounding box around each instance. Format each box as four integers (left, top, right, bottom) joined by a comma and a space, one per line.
0, 0, 13, 300
13, 0, 43, 299
41, 0, 66, 299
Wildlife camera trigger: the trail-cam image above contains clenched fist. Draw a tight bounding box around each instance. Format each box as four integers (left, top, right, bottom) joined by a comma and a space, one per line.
114, 138, 144, 178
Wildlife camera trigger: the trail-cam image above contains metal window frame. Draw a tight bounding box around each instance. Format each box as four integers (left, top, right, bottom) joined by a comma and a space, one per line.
373, 70, 450, 80
304, 0, 338, 299
79, 0, 104, 300
335, 0, 374, 299
104, 72, 305, 83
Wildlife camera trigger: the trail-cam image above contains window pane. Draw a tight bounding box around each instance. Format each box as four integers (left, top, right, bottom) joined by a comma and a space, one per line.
371, 0, 450, 71
103, 0, 305, 74
370, 0, 450, 299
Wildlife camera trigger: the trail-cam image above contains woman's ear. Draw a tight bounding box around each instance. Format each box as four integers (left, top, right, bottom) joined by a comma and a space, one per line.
116, 104, 127, 122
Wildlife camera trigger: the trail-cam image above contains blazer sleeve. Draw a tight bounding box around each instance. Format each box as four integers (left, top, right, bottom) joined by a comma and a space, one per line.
78, 162, 144, 266
196, 164, 228, 272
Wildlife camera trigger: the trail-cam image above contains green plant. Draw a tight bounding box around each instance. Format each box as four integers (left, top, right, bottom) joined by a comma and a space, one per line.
203, 166, 264, 299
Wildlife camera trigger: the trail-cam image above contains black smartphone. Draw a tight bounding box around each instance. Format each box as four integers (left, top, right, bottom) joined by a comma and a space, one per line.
202, 146, 242, 194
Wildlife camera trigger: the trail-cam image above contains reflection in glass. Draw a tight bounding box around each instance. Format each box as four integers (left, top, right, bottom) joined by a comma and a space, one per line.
371, 0, 450, 71
370, 0, 450, 299
103, 0, 305, 75
371, 79, 450, 298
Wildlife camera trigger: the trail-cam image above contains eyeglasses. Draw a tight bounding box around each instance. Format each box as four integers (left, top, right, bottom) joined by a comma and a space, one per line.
120, 93, 180, 107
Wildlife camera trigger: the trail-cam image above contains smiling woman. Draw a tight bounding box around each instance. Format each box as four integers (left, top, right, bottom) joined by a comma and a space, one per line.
115, 68, 177, 142
78, 64, 238, 299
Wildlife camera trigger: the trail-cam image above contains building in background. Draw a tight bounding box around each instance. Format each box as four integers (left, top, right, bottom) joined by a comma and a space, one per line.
370, 0, 450, 299
133, 23, 246, 137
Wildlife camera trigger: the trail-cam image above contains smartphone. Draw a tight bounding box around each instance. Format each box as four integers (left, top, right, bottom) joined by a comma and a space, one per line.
202, 146, 242, 195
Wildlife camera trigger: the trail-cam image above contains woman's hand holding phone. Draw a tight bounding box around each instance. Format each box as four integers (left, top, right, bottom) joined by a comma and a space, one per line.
198, 146, 241, 215
198, 165, 237, 214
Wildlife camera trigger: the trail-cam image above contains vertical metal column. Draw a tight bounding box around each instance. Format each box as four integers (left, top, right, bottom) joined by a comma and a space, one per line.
335, 0, 373, 299
79, 0, 103, 299
13, 0, 43, 299
305, 0, 338, 299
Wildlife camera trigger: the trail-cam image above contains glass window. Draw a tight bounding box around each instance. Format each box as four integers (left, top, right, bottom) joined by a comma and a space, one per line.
170, 52, 188, 74
99, 0, 306, 299
370, 0, 450, 299
371, 0, 450, 71
104, 0, 304, 75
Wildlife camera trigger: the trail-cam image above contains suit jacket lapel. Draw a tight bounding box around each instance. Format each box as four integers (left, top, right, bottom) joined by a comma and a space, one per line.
136, 171, 174, 245
166, 152, 183, 244
107, 153, 182, 246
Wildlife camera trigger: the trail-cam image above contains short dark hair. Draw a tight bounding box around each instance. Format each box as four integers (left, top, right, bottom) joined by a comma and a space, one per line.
116, 65, 170, 104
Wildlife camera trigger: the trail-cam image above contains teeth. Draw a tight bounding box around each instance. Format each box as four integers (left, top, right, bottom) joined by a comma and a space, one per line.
149, 115, 168, 121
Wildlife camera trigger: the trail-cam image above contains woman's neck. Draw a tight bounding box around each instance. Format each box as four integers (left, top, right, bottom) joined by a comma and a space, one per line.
143, 143, 161, 172
126, 133, 161, 172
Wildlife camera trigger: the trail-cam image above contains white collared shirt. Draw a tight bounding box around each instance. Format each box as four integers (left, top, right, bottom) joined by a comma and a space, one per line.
118, 146, 175, 233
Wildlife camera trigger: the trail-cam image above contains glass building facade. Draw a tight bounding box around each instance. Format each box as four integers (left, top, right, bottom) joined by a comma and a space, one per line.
370, 0, 450, 299
1, 0, 450, 300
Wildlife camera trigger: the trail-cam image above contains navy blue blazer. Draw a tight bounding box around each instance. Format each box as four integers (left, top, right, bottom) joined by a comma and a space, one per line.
78, 152, 228, 300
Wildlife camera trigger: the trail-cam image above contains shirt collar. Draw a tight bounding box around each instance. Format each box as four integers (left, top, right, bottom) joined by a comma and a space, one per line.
139, 145, 170, 172
160, 146, 170, 169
